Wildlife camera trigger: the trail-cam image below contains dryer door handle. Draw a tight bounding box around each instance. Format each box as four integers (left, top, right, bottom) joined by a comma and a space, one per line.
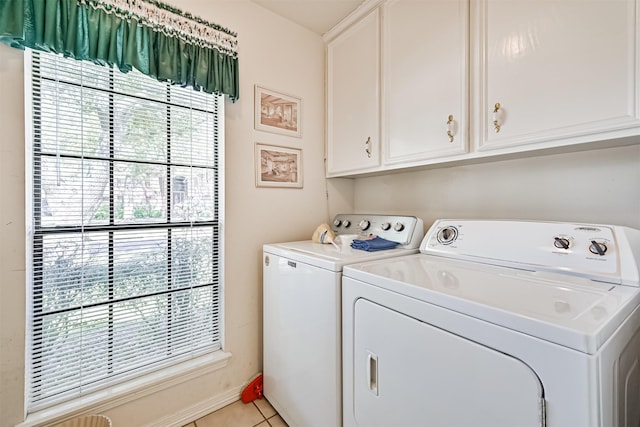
367, 352, 379, 396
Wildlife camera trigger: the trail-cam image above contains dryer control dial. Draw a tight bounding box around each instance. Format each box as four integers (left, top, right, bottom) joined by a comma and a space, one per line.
343, 220, 351, 228
333, 219, 342, 227
553, 236, 571, 250
394, 222, 405, 232
359, 219, 371, 230
589, 240, 608, 256
437, 226, 458, 245
381, 222, 391, 231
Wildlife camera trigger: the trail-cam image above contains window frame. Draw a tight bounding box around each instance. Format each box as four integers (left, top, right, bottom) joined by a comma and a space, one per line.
24, 49, 227, 418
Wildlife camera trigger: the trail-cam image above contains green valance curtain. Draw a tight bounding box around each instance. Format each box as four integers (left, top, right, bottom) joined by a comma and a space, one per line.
0, 0, 239, 101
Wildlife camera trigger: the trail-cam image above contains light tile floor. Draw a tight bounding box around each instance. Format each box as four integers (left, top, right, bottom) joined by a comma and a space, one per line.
183, 398, 288, 427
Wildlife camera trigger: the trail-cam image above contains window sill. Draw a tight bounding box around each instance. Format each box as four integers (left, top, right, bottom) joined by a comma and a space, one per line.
18, 350, 232, 427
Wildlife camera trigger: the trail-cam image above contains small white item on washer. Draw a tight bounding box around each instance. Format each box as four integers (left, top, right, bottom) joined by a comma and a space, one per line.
335, 234, 359, 246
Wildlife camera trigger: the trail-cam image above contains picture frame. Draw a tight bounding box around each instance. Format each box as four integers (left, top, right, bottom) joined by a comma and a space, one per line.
255, 143, 303, 188
254, 85, 302, 137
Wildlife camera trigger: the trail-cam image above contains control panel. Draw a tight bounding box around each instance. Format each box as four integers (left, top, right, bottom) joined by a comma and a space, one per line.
331, 214, 424, 248
421, 219, 640, 286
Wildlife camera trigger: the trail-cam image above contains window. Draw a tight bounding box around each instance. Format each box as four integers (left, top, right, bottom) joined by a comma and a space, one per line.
27, 51, 223, 411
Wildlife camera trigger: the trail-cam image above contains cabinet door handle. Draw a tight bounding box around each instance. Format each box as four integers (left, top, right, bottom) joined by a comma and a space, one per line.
446, 114, 455, 142
365, 136, 372, 158
493, 102, 502, 133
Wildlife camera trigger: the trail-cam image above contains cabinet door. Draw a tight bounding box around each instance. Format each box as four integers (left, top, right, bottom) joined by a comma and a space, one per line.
327, 9, 380, 176
476, 0, 640, 151
383, 0, 469, 164
352, 298, 545, 427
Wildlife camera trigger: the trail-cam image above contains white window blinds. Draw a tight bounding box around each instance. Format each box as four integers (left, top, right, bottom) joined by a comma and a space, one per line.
27, 51, 223, 411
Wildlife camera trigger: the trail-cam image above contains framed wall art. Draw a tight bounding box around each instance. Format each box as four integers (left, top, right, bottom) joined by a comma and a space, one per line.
254, 85, 301, 137
255, 143, 303, 188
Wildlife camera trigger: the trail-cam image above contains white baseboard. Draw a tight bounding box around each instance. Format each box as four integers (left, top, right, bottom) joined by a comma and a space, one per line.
142, 386, 243, 427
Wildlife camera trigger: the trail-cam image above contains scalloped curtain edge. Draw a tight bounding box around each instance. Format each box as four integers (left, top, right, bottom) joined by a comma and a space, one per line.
0, 0, 239, 101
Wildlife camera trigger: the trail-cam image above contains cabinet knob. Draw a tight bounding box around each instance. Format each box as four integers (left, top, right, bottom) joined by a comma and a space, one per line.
365, 136, 372, 158
493, 103, 502, 133
446, 114, 455, 142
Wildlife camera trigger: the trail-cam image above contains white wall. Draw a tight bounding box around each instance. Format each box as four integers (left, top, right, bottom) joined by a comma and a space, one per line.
0, 1, 328, 425
349, 144, 640, 230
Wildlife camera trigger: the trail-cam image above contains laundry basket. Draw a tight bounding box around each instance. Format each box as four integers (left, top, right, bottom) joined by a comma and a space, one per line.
53, 415, 112, 427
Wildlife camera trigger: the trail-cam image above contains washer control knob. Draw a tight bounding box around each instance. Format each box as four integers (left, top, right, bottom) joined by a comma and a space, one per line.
553, 237, 571, 250
343, 220, 351, 228
381, 222, 391, 231
589, 240, 608, 256
359, 219, 371, 230
394, 222, 405, 232
437, 226, 458, 245
333, 219, 342, 227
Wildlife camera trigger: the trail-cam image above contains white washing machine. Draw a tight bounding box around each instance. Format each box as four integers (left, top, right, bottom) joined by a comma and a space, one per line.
263, 214, 424, 427
342, 219, 640, 427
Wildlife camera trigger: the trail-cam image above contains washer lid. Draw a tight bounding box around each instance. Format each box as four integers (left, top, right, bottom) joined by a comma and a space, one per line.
344, 254, 640, 354
264, 240, 420, 272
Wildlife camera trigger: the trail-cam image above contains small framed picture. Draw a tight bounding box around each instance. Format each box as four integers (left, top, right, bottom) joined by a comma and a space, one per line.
255, 143, 303, 188
254, 85, 301, 137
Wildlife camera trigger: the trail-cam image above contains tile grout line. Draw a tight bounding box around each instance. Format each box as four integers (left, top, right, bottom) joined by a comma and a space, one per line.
189, 399, 282, 427
252, 400, 267, 426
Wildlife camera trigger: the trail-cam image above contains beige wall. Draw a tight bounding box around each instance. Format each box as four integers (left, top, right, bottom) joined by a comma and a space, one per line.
0, 42, 27, 427
0, 1, 328, 425
349, 145, 640, 230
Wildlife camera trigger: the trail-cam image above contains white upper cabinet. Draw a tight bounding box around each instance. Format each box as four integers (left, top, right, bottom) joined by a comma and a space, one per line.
383, 0, 469, 164
474, 0, 640, 151
327, 9, 381, 176
325, 0, 640, 177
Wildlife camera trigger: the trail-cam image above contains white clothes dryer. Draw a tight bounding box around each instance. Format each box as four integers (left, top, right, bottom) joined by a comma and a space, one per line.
342, 219, 640, 427
263, 214, 424, 427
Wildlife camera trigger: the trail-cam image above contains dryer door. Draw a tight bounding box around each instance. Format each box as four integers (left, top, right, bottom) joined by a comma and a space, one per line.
353, 299, 545, 427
